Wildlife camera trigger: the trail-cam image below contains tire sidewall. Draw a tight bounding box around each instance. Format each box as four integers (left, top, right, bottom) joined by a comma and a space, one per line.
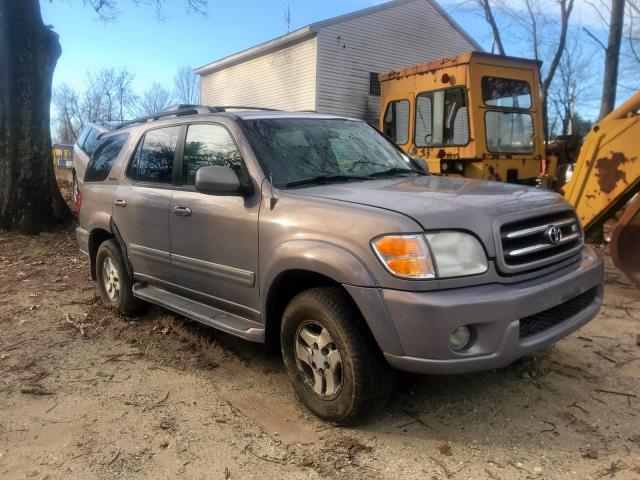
95, 240, 129, 311
281, 293, 358, 422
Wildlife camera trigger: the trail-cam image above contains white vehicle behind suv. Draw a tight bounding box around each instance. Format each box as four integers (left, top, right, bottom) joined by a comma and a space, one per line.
72, 122, 111, 202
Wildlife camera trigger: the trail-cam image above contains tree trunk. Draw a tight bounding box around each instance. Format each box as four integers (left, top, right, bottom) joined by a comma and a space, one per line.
0, 0, 72, 234
599, 0, 625, 120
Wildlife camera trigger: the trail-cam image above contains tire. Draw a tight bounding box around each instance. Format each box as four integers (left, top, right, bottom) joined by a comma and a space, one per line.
95, 239, 142, 314
281, 287, 393, 425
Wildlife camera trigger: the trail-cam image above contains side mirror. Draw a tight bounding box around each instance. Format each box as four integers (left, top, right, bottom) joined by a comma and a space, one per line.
195, 166, 241, 195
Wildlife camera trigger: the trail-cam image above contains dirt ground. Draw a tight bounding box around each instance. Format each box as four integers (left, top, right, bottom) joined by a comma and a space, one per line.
1, 189, 640, 479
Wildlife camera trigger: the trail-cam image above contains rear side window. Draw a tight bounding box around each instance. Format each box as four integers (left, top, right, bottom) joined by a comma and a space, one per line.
128, 126, 180, 184
76, 126, 92, 149
83, 128, 101, 156
84, 134, 128, 182
182, 124, 242, 186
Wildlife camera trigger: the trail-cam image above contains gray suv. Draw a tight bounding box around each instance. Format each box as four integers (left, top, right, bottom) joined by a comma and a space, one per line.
76, 106, 603, 424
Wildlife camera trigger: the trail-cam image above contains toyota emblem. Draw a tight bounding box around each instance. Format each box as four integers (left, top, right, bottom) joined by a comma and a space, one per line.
545, 225, 563, 244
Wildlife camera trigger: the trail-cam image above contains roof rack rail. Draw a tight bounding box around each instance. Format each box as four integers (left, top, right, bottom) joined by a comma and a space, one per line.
114, 106, 219, 130
114, 105, 281, 130
213, 106, 281, 112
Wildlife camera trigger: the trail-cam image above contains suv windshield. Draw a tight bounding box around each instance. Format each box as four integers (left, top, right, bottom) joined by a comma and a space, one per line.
241, 118, 421, 188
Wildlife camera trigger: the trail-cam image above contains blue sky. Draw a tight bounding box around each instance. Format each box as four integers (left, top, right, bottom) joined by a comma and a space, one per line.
42, 0, 614, 118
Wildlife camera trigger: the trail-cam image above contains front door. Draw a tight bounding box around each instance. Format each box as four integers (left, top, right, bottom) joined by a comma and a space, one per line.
112, 125, 182, 285
169, 122, 260, 318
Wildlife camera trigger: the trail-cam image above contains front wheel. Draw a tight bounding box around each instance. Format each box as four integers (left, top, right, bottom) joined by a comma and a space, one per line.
281, 287, 393, 425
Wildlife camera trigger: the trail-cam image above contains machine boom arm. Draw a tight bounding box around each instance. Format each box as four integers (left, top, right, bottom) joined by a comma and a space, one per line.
562, 91, 640, 234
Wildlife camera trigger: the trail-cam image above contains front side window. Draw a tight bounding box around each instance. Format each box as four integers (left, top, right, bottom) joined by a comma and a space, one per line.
482, 77, 532, 109
485, 111, 534, 153
128, 126, 180, 184
84, 134, 128, 182
182, 124, 242, 186
415, 88, 469, 147
382, 100, 410, 144
241, 118, 420, 188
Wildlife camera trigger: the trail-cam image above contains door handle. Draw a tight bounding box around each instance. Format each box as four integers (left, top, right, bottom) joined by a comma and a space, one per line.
114, 199, 127, 208
173, 206, 192, 217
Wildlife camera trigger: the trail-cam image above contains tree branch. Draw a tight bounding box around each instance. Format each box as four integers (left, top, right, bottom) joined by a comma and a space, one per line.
582, 27, 607, 50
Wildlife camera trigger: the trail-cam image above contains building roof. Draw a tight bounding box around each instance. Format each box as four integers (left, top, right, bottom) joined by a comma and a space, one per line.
194, 0, 481, 75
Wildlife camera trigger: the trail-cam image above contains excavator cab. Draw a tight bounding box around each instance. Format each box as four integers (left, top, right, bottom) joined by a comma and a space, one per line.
381, 53, 640, 286
380, 52, 546, 184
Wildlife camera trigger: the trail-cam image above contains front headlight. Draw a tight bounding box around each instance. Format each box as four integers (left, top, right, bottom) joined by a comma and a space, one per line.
425, 231, 488, 278
372, 232, 487, 279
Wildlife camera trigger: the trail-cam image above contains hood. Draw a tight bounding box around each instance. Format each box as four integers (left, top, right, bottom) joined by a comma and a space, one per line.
287, 175, 571, 257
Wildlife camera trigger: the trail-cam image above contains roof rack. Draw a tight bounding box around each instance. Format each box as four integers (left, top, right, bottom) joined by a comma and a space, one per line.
114, 105, 281, 130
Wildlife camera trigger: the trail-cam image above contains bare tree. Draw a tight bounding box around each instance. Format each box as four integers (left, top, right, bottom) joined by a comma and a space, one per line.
135, 82, 173, 115
474, 0, 506, 55
599, 0, 626, 119
52, 83, 81, 143
549, 32, 596, 135
0, 0, 207, 234
173, 66, 199, 105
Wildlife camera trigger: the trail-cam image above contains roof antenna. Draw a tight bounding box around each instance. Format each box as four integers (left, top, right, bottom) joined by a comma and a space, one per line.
269, 172, 278, 209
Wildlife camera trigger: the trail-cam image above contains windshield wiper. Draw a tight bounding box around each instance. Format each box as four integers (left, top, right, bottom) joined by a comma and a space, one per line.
369, 167, 426, 178
284, 174, 370, 188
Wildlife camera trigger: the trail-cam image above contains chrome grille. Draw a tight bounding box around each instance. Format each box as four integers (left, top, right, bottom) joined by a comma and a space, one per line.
499, 211, 583, 273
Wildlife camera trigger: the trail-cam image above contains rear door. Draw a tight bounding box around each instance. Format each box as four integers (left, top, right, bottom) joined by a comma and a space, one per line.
169, 122, 260, 318
112, 125, 182, 285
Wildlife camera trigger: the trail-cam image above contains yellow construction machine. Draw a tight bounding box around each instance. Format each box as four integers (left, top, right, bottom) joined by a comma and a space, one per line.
379, 53, 640, 284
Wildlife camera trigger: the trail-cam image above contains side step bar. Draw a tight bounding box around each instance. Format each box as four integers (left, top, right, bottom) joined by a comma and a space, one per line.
132, 283, 265, 342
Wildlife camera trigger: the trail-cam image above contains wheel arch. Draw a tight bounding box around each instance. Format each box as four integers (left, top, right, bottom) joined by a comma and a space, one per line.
261, 241, 402, 355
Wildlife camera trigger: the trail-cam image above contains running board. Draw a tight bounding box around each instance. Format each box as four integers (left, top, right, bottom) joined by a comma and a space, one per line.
132, 284, 265, 342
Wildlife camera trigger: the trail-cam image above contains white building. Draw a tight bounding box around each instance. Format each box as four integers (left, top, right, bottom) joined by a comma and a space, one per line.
195, 0, 480, 124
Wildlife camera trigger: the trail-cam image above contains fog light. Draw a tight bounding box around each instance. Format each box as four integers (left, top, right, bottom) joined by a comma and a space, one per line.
449, 326, 471, 351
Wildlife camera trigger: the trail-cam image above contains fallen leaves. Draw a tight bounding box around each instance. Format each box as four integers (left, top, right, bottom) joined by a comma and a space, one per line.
438, 442, 452, 456
340, 437, 372, 458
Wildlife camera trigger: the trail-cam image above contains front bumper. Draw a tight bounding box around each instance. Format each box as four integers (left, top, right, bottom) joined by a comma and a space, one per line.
374, 247, 602, 375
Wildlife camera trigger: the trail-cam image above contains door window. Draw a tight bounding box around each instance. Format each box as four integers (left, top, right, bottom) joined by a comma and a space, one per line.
128, 126, 180, 184
382, 100, 409, 144
415, 88, 469, 147
84, 134, 128, 182
182, 124, 242, 186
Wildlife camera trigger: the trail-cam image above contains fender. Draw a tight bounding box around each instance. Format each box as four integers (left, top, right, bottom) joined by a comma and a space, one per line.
260, 240, 405, 355
260, 240, 378, 297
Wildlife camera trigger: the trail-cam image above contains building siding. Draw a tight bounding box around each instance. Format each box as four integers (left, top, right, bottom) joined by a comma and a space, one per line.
315, 0, 476, 124
200, 36, 317, 111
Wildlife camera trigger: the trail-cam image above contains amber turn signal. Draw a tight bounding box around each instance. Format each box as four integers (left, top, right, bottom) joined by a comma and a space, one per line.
371, 235, 435, 279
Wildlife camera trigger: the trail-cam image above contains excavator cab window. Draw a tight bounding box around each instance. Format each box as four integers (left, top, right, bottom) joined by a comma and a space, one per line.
415, 87, 469, 147
383, 99, 410, 144
482, 77, 531, 109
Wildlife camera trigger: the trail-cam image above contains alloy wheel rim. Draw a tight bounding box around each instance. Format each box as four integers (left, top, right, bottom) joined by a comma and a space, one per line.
101, 256, 120, 301
294, 321, 343, 400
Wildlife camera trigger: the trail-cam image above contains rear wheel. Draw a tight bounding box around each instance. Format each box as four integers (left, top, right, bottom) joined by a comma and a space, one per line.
95, 239, 141, 314
281, 287, 393, 425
